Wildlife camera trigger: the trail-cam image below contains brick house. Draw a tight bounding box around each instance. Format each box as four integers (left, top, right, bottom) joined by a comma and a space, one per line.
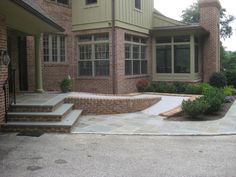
0, 0, 221, 124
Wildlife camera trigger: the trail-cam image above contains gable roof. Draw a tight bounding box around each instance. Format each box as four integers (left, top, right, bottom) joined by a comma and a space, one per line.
152, 9, 186, 28
11, 0, 64, 32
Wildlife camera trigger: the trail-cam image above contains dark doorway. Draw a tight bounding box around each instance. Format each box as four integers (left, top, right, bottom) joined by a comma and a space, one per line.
18, 37, 28, 91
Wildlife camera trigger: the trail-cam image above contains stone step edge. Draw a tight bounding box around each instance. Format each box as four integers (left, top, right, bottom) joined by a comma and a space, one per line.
1, 110, 82, 128
160, 96, 200, 118
8, 104, 74, 117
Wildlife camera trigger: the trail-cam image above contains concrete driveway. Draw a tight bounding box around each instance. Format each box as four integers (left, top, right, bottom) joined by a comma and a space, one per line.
0, 134, 236, 177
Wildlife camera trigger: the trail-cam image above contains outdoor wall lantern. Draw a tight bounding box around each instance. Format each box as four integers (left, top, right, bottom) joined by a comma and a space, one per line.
0, 49, 10, 66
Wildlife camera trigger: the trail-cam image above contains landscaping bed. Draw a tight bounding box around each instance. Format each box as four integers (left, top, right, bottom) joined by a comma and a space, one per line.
167, 99, 235, 121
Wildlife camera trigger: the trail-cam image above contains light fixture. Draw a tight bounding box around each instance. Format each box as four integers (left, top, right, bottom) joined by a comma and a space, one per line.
0, 49, 10, 66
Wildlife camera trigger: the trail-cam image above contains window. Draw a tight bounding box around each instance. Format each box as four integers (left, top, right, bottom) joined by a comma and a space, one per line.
78, 33, 109, 77
135, 0, 141, 10
156, 35, 192, 74
86, 0, 97, 5
51, 0, 69, 5
43, 34, 67, 63
125, 34, 147, 76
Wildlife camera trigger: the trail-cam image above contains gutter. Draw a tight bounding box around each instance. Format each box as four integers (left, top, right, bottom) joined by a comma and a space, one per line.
111, 0, 117, 94
11, 0, 64, 32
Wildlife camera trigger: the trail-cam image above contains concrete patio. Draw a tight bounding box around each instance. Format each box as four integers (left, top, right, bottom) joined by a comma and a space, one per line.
72, 98, 236, 136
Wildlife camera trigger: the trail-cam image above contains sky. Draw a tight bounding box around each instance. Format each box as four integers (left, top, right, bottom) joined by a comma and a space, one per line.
154, 0, 236, 51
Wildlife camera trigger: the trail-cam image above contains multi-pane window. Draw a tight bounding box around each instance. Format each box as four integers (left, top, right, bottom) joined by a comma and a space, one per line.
51, 0, 69, 5
135, 0, 141, 10
78, 33, 109, 77
156, 35, 192, 74
125, 34, 147, 76
86, 0, 97, 5
43, 34, 67, 63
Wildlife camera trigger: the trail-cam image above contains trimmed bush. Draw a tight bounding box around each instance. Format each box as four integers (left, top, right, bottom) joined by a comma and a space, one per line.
209, 72, 227, 88
184, 84, 202, 94
136, 79, 149, 92
204, 88, 225, 114
199, 83, 213, 95
153, 82, 176, 93
173, 82, 187, 93
182, 97, 209, 118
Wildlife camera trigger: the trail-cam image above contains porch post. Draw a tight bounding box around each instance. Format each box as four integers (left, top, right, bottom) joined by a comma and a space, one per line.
34, 34, 44, 93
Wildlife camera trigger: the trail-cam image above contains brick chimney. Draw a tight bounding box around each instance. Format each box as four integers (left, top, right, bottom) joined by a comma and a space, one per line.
199, 0, 221, 82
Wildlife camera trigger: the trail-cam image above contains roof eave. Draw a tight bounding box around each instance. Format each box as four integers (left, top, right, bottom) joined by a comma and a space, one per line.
11, 0, 64, 32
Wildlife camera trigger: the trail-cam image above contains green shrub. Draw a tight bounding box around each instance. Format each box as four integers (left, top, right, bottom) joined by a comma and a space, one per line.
155, 82, 176, 93
225, 70, 236, 89
184, 84, 202, 94
173, 82, 187, 93
59, 75, 73, 93
136, 79, 149, 92
209, 72, 227, 88
223, 86, 235, 96
204, 88, 225, 113
199, 83, 214, 95
182, 97, 209, 118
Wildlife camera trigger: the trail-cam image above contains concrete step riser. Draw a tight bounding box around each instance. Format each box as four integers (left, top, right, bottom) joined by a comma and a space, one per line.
10, 101, 64, 113
1, 126, 71, 133
1, 110, 82, 133
7, 107, 72, 122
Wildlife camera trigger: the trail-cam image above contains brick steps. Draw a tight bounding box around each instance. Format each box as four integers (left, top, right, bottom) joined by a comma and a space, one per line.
1, 110, 82, 133
7, 104, 74, 122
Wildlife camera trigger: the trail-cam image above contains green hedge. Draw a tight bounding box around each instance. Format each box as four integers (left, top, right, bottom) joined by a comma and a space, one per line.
146, 82, 209, 95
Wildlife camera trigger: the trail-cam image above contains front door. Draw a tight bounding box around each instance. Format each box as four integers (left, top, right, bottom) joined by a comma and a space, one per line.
18, 37, 28, 91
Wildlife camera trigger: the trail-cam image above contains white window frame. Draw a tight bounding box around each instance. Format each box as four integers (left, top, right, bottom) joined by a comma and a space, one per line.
125, 34, 148, 76
43, 34, 67, 63
78, 33, 109, 77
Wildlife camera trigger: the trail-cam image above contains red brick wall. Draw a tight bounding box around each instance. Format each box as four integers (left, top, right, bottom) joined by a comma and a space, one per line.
65, 96, 161, 115
200, 0, 221, 81
27, 0, 73, 91
0, 15, 8, 123
73, 28, 114, 94
115, 28, 151, 94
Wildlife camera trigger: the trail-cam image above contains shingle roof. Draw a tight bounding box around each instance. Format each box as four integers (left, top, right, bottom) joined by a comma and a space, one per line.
11, 0, 64, 32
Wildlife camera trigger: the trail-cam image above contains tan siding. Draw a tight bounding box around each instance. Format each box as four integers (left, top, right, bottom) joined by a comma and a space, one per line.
115, 0, 153, 33
72, 0, 112, 31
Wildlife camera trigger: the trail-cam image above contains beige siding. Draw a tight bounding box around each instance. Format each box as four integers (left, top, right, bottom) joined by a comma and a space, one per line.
72, 0, 112, 31
115, 0, 153, 34
152, 14, 185, 28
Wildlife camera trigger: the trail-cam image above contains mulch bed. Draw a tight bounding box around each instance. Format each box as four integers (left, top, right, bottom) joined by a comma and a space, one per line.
166, 100, 234, 122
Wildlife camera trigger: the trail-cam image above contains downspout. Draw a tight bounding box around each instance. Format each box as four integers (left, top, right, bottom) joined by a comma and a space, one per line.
111, 0, 116, 94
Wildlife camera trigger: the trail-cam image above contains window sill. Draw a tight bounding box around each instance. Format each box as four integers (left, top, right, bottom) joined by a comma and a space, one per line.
77, 76, 110, 80
43, 62, 69, 67
125, 74, 149, 79
84, 4, 99, 9
134, 8, 142, 13
46, 0, 71, 8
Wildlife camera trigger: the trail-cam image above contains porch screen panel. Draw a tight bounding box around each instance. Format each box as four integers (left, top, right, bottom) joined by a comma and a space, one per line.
156, 46, 171, 73
174, 45, 190, 73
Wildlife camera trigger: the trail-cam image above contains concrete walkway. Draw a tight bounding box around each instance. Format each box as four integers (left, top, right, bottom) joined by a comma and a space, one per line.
72, 99, 236, 136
